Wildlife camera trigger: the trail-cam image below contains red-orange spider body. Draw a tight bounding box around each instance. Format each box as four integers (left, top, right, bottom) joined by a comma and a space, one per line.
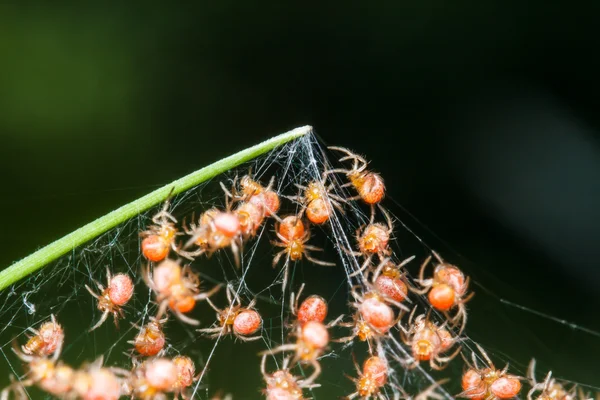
198, 284, 262, 341
272, 216, 335, 290
337, 287, 399, 346
261, 355, 312, 400
25, 359, 75, 398
125, 357, 178, 399
211, 211, 242, 239
297, 295, 328, 325
459, 344, 522, 400
181, 208, 243, 266
235, 201, 265, 237
22, 315, 64, 358
140, 197, 179, 262
4, 334, 74, 400
327, 146, 386, 205
366, 256, 414, 305
219, 175, 280, 238
290, 284, 329, 327
358, 224, 390, 256
132, 317, 167, 357
278, 216, 306, 241
72, 363, 122, 400
86, 269, 134, 331
413, 251, 474, 333
399, 310, 460, 370
172, 355, 196, 398
359, 295, 395, 334
144, 260, 221, 326
222, 175, 281, 219
290, 181, 344, 225
347, 209, 396, 278
239, 175, 281, 217
43, 363, 75, 397
260, 320, 334, 386
375, 274, 408, 304
527, 359, 576, 400
347, 356, 388, 399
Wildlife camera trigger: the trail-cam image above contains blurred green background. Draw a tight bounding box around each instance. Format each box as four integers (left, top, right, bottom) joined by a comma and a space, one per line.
1, 2, 600, 398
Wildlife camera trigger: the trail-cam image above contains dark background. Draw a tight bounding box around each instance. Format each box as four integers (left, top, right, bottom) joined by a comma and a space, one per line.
1, 2, 599, 397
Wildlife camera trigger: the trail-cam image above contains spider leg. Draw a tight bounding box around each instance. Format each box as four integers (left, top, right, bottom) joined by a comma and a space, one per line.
348, 257, 373, 278
85, 285, 101, 300
332, 332, 357, 343
410, 279, 432, 295
281, 262, 290, 293
304, 252, 336, 267
272, 249, 287, 267
326, 313, 345, 328
26, 327, 40, 336
89, 311, 110, 332
290, 283, 306, 315
259, 343, 297, 356
176, 247, 205, 261
236, 334, 263, 342
322, 168, 351, 176
386, 298, 410, 313
301, 359, 321, 386
174, 310, 200, 326
197, 327, 225, 335
155, 300, 170, 321
204, 297, 222, 313
193, 283, 222, 301
302, 245, 325, 252
11, 341, 34, 363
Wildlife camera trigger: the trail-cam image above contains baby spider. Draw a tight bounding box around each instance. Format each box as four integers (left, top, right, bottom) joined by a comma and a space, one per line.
336, 287, 398, 348
370, 257, 414, 304
130, 316, 168, 357
290, 283, 329, 326
141, 193, 180, 262
352, 257, 413, 314
143, 259, 222, 326
398, 308, 460, 371
527, 359, 579, 400
181, 208, 243, 267
20, 314, 64, 358
71, 357, 123, 400
289, 283, 344, 330
412, 251, 474, 334
458, 343, 522, 400
124, 357, 178, 400
346, 207, 394, 276
3, 332, 71, 400
272, 215, 335, 291
85, 268, 134, 331
198, 284, 262, 342
172, 355, 197, 400
346, 355, 388, 400
260, 319, 335, 387
261, 354, 319, 400
289, 179, 345, 225
234, 200, 266, 238
326, 146, 385, 208
222, 174, 281, 217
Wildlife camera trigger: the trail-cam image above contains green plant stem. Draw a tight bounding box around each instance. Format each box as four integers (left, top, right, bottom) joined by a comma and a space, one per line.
0, 126, 312, 292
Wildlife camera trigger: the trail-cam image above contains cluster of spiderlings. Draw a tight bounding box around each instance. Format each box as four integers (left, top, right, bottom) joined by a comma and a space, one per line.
1, 315, 123, 400
3, 142, 597, 400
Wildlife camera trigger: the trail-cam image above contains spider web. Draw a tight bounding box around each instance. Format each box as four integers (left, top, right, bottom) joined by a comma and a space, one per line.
0, 131, 598, 399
